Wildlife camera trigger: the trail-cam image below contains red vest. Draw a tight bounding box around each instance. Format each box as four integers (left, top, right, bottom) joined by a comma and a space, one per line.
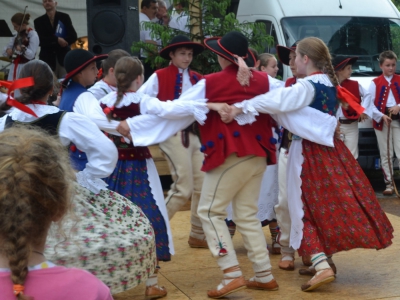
155, 64, 203, 101
200, 64, 277, 172
341, 79, 361, 119
373, 74, 400, 130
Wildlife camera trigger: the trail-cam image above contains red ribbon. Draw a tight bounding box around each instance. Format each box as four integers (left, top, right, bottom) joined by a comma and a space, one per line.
336, 85, 365, 115
0, 77, 38, 117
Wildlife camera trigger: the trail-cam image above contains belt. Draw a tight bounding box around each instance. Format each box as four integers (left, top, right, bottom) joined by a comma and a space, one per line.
386, 108, 400, 120
339, 118, 357, 124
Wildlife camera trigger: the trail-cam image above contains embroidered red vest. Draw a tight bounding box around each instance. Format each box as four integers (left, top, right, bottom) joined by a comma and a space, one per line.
341, 79, 361, 120
373, 74, 400, 130
155, 64, 203, 101
199, 64, 276, 172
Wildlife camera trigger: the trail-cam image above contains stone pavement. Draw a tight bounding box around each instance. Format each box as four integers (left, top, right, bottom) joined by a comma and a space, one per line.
114, 197, 400, 300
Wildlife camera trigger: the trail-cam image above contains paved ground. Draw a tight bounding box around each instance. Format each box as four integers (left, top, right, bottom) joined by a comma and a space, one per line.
114, 195, 400, 300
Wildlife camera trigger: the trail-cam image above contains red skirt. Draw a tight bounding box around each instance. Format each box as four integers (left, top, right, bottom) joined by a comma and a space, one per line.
298, 139, 394, 256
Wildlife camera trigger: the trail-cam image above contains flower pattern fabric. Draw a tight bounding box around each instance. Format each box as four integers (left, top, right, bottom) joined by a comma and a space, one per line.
298, 139, 394, 256
45, 184, 156, 294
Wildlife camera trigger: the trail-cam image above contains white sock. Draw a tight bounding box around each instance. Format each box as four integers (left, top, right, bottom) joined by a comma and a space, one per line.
190, 224, 205, 240
281, 250, 294, 261
249, 269, 274, 283
146, 273, 158, 287
311, 253, 330, 272
217, 266, 242, 291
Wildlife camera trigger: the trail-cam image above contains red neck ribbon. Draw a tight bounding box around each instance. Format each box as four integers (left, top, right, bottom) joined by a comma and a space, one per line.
0, 77, 38, 117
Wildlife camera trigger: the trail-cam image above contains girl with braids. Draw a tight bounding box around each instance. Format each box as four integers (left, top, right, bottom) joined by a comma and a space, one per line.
0, 60, 157, 295
99, 56, 208, 299
218, 37, 394, 292
0, 127, 112, 299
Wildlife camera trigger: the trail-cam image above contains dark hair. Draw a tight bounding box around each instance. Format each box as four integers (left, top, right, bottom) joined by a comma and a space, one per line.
107, 57, 143, 120
0, 126, 74, 300
102, 49, 131, 75
0, 60, 55, 113
141, 0, 157, 9
379, 50, 397, 65
11, 13, 30, 25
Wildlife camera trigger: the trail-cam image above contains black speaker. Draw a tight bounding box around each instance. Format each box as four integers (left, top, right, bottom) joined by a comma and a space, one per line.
86, 0, 140, 55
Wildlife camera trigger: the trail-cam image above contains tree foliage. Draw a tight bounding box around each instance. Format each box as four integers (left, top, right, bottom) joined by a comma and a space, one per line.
132, 0, 273, 75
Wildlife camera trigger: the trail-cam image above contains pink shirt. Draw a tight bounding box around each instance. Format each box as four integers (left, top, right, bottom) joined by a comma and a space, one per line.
0, 266, 113, 300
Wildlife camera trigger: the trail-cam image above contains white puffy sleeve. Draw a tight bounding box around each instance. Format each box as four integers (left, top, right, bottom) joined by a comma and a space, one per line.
359, 84, 373, 119
73, 91, 121, 136
58, 112, 118, 193
367, 81, 383, 122
126, 79, 207, 146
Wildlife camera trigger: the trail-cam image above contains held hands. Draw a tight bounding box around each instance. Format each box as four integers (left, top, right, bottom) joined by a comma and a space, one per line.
335, 120, 342, 140
206, 103, 243, 124
117, 120, 132, 142
358, 113, 368, 122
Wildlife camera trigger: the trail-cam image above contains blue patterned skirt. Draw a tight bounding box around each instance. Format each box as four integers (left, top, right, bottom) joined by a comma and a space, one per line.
105, 159, 171, 261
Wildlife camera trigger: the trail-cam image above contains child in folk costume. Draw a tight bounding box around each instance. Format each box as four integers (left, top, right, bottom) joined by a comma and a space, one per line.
332, 55, 371, 158
222, 37, 394, 292
0, 127, 113, 300
368, 50, 399, 195
3, 13, 39, 96
99, 56, 209, 299
59, 49, 125, 171
0, 60, 156, 294
88, 49, 131, 100
139, 35, 208, 248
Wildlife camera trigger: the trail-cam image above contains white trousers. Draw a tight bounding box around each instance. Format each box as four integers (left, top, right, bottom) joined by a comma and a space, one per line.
340, 121, 359, 159
375, 120, 400, 184
198, 154, 271, 272
160, 131, 204, 228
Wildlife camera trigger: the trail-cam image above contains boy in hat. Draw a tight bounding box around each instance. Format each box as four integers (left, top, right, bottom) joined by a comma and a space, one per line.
59, 49, 122, 170
368, 50, 399, 195
138, 35, 208, 248
332, 55, 371, 159
88, 49, 131, 100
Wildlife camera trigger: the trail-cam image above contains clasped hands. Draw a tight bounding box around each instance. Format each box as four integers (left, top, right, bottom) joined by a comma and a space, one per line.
207, 103, 242, 123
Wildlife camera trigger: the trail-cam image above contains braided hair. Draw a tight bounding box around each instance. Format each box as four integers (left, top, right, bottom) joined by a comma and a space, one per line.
0, 127, 75, 299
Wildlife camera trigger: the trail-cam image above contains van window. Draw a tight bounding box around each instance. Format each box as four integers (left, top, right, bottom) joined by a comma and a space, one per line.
255, 20, 279, 54
281, 16, 400, 76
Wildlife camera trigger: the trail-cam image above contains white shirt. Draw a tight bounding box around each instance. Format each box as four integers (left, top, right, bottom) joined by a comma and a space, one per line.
168, 10, 189, 33
367, 75, 400, 122
2, 30, 39, 60
88, 80, 116, 100
0, 105, 118, 194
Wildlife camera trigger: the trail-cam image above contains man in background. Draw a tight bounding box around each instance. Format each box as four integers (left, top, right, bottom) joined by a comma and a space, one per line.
34, 0, 77, 78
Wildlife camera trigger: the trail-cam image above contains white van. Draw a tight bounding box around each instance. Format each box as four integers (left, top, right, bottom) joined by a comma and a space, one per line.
234, 0, 400, 169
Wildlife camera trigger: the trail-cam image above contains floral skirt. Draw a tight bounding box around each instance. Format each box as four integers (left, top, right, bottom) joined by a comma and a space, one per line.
45, 184, 156, 294
298, 139, 394, 256
105, 159, 171, 262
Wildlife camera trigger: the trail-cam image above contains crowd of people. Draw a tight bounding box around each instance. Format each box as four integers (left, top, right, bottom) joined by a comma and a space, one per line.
0, 2, 397, 300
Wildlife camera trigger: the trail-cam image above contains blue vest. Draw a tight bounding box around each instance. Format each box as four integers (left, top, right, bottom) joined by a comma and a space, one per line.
59, 80, 89, 171
308, 81, 338, 116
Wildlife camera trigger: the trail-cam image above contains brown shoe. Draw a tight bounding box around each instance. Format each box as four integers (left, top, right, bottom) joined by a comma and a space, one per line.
279, 254, 295, 271
145, 285, 167, 299
299, 263, 337, 276
383, 185, 394, 196
301, 268, 335, 292
188, 236, 208, 248
207, 276, 246, 298
246, 278, 279, 291
268, 242, 281, 255
301, 255, 312, 266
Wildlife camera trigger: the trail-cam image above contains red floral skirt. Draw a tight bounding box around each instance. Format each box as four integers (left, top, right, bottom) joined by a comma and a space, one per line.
298, 139, 394, 256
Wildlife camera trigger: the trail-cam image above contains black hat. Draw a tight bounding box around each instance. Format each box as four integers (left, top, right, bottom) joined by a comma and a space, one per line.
276, 42, 297, 66
62, 49, 108, 85
159, 35, 205, 60
332, 55, 358, 71
204, 31, 256, 67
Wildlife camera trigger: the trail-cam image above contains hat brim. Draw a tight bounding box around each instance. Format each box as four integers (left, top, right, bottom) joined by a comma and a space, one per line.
334, 57, 358, 71
204, 37, 256, 68
276, 45, 296, 66
62, 54, 108, 85
159, 42, 205, 60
